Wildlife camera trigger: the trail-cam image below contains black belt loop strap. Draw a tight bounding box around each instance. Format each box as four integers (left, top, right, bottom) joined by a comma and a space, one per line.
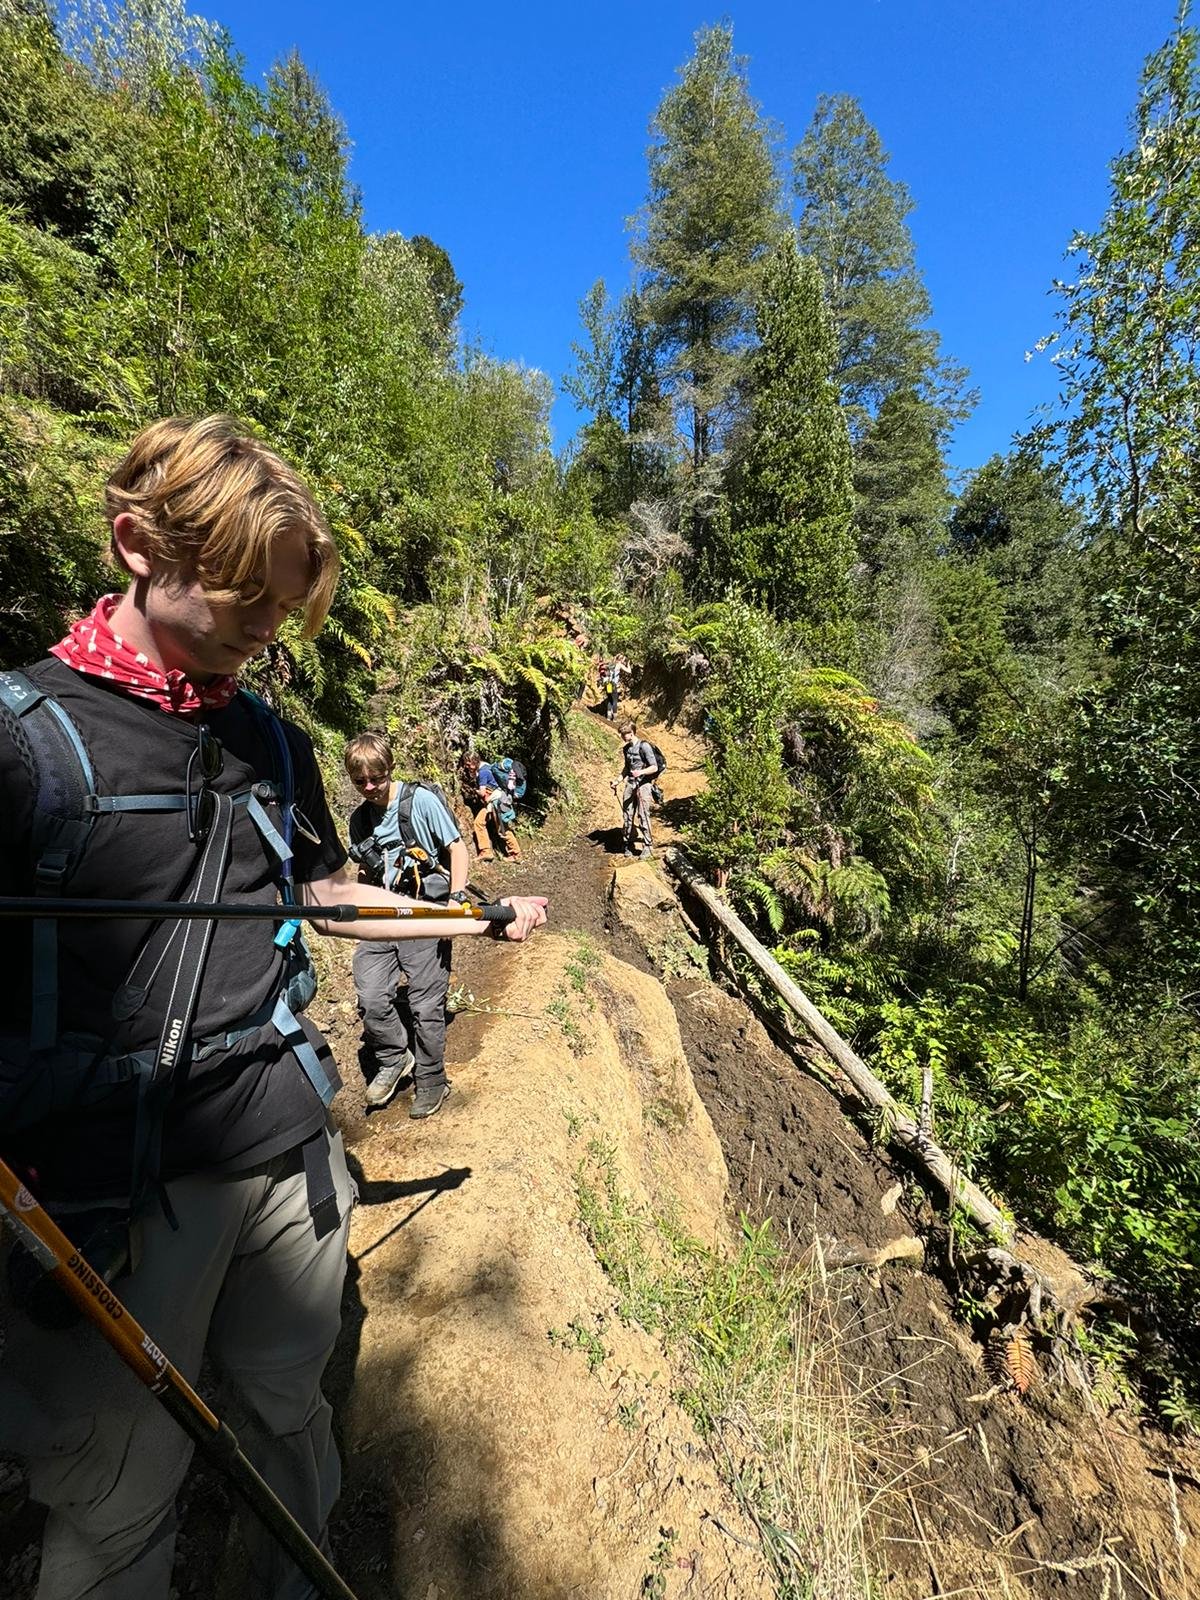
130, 792, 235, 1213
302, 1128, 340, 1241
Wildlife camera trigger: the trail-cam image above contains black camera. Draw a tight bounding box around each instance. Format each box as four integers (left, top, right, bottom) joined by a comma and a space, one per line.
348, 837, 385, 878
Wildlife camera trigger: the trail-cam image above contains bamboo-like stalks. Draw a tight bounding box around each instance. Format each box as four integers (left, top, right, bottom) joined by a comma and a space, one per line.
667, 849, 1015, 1245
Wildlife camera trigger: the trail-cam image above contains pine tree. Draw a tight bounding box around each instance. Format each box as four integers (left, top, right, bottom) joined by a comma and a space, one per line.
727, 233, 854, 661
634, 22, 780, 546
792, 96, 971, 694
854, 386, 949, 572
792, 94, 961, 430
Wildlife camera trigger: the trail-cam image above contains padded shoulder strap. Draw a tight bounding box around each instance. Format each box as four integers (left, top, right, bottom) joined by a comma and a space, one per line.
0, 671, 97, 1049
392, 781, 420, 852
238, 690, 304, 951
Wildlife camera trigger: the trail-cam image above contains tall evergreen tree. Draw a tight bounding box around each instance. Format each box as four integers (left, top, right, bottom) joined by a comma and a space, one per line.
634, 22, 780, 549
851, 384, 951, 587
727, 234, 854, 661
793, 96, 970, 698
791, 93, 959, 430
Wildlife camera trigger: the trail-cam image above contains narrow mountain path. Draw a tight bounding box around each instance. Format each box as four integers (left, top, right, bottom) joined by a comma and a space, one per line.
391, 698, 1200, 1600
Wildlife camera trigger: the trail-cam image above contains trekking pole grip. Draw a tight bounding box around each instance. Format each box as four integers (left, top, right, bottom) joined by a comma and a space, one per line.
478, 903, 517, 925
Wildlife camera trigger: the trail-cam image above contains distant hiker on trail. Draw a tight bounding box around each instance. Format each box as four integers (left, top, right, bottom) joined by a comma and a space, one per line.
0, 414, 547, 1600
611, 719, 662, 859
599, 654, 629, 721
346, 732, 474, 1117
461, 750, 524, 863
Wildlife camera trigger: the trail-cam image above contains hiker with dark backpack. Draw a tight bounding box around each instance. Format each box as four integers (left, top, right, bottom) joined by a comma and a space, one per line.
345, 732, 468, 1117
610, 719, 665, 859
0, 415, 547, 1600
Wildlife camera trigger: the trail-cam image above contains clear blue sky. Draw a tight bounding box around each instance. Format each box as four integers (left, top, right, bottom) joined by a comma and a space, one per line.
204, 0, 1177, 476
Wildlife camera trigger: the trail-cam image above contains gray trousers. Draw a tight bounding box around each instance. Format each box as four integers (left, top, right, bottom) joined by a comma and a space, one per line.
621, 780, 653, 850
352, 936, 451, 1086
0, 1127, 354, 1600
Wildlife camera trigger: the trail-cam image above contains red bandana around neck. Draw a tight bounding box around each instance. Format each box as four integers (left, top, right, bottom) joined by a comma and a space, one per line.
50, 594, 239, 717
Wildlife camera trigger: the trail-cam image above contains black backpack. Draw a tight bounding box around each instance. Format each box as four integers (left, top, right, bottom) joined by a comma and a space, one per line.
636, 739, 666, 777
0, 670, 341, 1249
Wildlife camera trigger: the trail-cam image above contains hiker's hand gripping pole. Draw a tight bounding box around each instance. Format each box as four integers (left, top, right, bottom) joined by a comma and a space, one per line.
0, 1157, 362, 1600
0, 896, 517, 925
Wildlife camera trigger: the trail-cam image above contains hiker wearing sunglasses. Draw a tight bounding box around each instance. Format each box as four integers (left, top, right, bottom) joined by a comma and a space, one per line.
0, 415, 547, 1600
344, 732, 466, 1118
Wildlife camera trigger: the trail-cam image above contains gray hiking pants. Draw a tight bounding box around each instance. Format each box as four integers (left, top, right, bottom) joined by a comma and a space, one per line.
0, 1125, 354, 1600
621, 779, 653, 851
352, 936, 451, 1087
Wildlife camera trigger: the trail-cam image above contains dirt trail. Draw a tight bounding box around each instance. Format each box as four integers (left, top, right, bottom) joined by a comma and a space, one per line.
4, 699, 1199, 1599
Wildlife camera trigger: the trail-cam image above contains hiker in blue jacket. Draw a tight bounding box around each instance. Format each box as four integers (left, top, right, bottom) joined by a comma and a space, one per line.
462, 751, 525, 863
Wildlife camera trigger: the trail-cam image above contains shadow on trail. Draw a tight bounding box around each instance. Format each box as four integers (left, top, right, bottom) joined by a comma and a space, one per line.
350, 1160, 472, 1209
587, 822, 625, 855
656, 791, 698, 834
328, 1236, 533, 1597
349, 1159, 472, 1264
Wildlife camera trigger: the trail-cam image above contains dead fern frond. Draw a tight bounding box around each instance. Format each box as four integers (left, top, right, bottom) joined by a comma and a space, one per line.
987, 1329, 1038, 1397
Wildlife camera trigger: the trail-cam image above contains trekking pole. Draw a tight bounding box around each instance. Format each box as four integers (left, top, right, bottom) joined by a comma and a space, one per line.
0, 1157, 363, 1600
0, 897, 517, 926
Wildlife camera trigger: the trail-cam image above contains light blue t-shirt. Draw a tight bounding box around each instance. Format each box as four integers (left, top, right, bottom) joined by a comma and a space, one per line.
350, 783, 460, 891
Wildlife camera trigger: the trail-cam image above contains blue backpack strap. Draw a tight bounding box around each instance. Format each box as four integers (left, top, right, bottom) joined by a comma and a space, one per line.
239, 692, 341, 1120
239, 691, 298, 911
0, 671, 97, 1050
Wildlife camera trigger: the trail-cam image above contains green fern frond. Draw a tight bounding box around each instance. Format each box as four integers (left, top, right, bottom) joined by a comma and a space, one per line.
742, 873, 785, 934
322, 617, 373, 666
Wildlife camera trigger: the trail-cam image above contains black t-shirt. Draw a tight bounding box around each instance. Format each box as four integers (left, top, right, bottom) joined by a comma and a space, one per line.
0, 659, 348, 1198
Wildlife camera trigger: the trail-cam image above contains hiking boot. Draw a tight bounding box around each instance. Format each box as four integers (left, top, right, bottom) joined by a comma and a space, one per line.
364, 1051, 413, 1110
623, 848, 635, 859
410, 1079, 452, 1120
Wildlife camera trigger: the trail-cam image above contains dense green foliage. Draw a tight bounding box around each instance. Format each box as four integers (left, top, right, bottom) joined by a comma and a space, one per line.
0, 0, 598, 776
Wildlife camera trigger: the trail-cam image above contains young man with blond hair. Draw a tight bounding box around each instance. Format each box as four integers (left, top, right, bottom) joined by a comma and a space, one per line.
344, 730, 467, 1117
0, 414, 546, 1600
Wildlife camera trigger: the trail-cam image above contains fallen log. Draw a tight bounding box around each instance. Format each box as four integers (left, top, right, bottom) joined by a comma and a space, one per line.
667, 848, 1015, 1245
